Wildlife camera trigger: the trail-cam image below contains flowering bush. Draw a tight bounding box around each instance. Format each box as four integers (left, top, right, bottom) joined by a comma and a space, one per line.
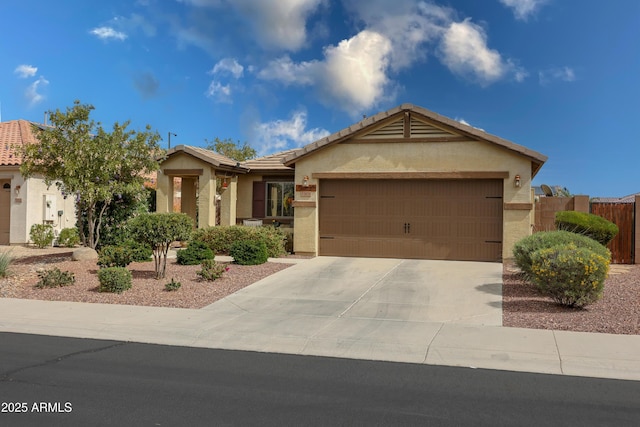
513, 231, 610, 277
197, 259, 229, 281
530, 243, 610, 308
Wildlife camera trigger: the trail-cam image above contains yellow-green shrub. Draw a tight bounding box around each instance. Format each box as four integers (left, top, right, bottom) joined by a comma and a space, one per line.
530, 243, 610, 308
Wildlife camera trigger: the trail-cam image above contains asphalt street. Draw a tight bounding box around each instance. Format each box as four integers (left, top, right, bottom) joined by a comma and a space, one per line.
1, 332, 639, 427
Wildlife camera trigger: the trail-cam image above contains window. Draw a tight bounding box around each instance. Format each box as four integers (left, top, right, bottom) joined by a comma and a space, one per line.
266, 182, 294, 217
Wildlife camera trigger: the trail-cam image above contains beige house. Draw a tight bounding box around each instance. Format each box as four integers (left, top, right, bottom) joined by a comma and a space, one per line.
0, 120, 76, 245
157, 104, 547, 262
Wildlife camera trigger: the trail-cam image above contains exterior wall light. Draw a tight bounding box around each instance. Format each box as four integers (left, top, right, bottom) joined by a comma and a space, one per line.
514, 175, 521, 188
302, 175, 309, 186
14, 185, 21, 196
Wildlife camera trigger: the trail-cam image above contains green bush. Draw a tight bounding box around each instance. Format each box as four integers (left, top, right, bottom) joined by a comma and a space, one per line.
35, 267, 75, 288
122, 239, 153, 262
0, 251, 13, 278
230, 240, 268, 265
128, 213, 194, 279
58, 227, 80, 247
197, 259, 229, 281
164, 278, 181, 291
30, 224, 55, 248
555, 211, 619, 246
176, 240, 214, 265
98, 267, 132, 293
530, 244, 610, 308
513, 231, 610, 277
193, 225, 286, 257
98, 245, 134, 268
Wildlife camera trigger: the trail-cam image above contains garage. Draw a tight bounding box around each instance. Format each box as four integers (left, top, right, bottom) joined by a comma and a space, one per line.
319, 179, 503, 262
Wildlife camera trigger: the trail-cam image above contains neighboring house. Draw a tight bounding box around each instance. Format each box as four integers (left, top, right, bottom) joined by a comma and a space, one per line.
0, 120, 76, 245
591, 193, 640, 203
157, 104, 547, 262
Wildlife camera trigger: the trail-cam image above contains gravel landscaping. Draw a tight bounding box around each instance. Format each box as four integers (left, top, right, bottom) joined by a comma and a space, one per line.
1, 246, 638, 335
0, 247, 294, 309
502, 262, 640, 335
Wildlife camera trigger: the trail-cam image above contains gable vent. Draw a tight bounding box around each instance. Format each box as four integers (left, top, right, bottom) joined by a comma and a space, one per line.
410, 118, 458, 138
361, 118, 404, 139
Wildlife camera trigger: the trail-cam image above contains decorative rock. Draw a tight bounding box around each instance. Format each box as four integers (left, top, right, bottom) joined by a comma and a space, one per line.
72, 247, 98, 261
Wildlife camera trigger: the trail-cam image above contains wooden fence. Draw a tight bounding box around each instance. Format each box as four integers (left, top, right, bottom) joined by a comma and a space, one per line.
591, 202, 635, 264
534, 195, 637, 264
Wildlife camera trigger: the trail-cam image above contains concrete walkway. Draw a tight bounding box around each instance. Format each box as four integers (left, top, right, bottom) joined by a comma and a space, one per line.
1, 257, 639, 381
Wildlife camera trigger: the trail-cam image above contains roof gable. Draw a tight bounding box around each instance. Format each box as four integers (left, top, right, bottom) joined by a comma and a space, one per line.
162, 145, 249, 173
283, 104, 548, 176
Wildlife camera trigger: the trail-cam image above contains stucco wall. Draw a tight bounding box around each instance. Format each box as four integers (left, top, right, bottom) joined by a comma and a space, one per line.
10, 175, 76, 245
292, 139, 534, 260
236, 175, 263, 220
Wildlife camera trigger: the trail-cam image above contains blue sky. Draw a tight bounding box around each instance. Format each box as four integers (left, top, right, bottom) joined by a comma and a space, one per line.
1, 0, 638, 197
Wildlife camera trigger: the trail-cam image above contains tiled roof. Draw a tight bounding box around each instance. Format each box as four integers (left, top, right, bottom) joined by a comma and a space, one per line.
592, 192, 639, 203
0, 120, 39, 166
283, 103, 548, 177
241, 149, 296, 172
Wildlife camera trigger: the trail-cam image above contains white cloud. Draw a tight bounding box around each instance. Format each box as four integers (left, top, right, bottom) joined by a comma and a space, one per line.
539, 66, 576, 85
252, 110, 330, 154
90, 26, 128, 41
455, 117, 485, 132
14, 64, 37, 78
233, 0, 324, 51
179, 0, 323, 51
205, 81, 232, 101
259, 30, 393, 114
25, 76, 49, 107
210, 58, 244, 79
499, 0, 547, 21
439, 19, 522, 85
257, 56, 318, 85
343, 0, 452, 71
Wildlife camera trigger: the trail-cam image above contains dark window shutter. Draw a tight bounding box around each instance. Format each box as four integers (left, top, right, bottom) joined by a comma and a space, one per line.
252, 181, 266, 218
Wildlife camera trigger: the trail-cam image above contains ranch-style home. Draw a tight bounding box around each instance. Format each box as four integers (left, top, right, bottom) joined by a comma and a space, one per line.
157, 104, 547, 262
0, 120, 76, 245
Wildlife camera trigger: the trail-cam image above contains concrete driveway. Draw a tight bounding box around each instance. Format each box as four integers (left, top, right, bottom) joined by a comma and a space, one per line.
217, 257, 502, 324
198, 257, 503, 361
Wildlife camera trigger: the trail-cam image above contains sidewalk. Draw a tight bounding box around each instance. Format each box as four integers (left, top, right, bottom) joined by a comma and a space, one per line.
1, 296, 639, 381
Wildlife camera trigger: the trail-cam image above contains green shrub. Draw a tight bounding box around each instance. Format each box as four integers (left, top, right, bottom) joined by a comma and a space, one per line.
98, 267, 132, 293
176, 240, 214, 265
164, 278, 181, 291
35, 267, 75, 288
530, 244, 610, 308
193, 225, 286, 257
513, 231, 610, 277
30, 224, 55, 248
128, 213, 194, 279
0, 251, 13, 278
98, 245, 134, 268
555, 211, 619, 246
230, 240, 268, 265
197, 259, 229, 281
122, 239, 153, 262
58, 227, 80, 247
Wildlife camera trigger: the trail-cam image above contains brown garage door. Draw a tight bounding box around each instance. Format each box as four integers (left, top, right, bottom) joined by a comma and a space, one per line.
319, 179, 503, 262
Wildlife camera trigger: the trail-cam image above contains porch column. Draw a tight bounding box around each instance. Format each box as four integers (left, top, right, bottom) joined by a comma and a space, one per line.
198, 168, 216, 228
181, 177, 197, 225
156, 171, 172, 213
219, 176, 237, 226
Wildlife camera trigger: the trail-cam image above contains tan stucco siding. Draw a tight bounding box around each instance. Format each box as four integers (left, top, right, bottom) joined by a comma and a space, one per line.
292, 140, 534, 259
236, 175, 263, 219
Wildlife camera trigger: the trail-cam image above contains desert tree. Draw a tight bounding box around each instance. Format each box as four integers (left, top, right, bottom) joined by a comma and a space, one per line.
20, 100, 162, 249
